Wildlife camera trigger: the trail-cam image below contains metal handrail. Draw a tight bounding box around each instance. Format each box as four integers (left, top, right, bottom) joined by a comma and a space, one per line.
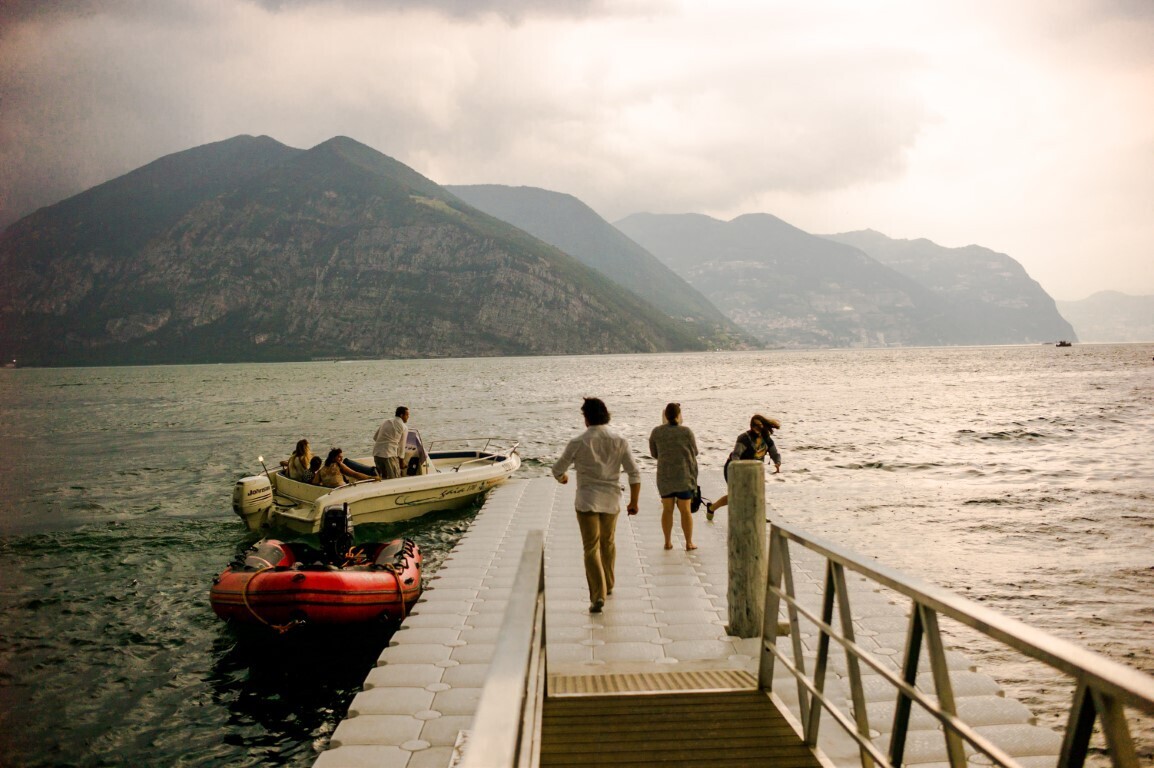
453, 442, 520, 473
760, 519, 1154, 768
426, 437, 520, 472
425, 436, 518, 455
459, 529, 547, 768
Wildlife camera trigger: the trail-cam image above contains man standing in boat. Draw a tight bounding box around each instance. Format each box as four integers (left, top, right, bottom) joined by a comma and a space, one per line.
552, 397, 641, 614
373, 406, 409, 479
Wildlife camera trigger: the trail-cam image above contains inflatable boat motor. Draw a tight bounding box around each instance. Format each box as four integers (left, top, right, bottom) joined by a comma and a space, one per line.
319, 503, 355, 565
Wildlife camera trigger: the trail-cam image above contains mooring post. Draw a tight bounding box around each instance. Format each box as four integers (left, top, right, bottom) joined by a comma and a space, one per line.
727, 459, 767, 637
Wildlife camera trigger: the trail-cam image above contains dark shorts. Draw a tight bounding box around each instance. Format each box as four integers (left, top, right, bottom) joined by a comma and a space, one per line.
661, 490, 694, 500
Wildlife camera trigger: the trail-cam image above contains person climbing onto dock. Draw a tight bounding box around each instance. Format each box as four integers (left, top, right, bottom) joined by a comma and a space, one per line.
707, 414, 781, 519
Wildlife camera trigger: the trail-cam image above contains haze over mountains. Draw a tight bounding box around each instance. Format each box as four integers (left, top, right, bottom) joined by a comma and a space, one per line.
1, 134, 1127, 367
824, 230, 1075, 345
616, 213, 1074, 347
1055, 292, 1154, 343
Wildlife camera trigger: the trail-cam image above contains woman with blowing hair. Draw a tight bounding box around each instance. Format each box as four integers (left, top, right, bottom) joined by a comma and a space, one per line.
707, 414, 781, 519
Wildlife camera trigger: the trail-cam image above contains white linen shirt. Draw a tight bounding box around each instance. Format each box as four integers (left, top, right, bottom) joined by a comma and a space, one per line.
552, 425, 641, 514
372, 417, 407, 459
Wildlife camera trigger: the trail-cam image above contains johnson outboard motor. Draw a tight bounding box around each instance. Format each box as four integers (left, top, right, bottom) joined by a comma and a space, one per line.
319, 503, 354, 565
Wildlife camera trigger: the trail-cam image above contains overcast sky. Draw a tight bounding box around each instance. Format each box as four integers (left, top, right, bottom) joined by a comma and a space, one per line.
2, 0, 1152, 300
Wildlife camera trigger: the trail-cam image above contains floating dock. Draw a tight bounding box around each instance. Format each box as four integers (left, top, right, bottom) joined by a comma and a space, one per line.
314, 474, 1066, 767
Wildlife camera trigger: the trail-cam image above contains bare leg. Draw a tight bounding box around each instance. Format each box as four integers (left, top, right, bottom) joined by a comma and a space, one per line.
677, 497, 696, 550
661, 497, 675, 549
709, 494, 729, 518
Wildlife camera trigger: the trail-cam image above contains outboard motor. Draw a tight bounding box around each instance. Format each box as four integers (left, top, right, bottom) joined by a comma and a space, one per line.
242, 539, 288, 571
232, 475, 273, 531
319, 503, 354, 565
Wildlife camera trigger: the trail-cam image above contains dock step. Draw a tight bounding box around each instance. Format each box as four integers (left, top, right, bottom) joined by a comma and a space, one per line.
541, 689, 821, 767
549, 668, 757, 697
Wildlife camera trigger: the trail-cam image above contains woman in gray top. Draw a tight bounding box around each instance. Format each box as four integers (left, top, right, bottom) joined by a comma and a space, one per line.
648, 402, 699, 550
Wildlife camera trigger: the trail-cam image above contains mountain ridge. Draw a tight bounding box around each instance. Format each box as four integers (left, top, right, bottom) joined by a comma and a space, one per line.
824, 229, 1074, 344
0, 137, 708, 365
445, 184, 752, 348
616, 211, 963, 347
0, 134, 1099, 364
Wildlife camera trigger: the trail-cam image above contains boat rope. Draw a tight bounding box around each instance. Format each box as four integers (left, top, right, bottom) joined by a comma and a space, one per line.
240, 566, 304, 634
341, 547, 369, 567
391, 565, 406, 614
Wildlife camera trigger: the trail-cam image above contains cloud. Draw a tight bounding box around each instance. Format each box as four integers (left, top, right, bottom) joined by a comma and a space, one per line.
251, 0, 639, 23
0, 2, 930, 223
0, 0, 662, 28
1, 0, 1151, 299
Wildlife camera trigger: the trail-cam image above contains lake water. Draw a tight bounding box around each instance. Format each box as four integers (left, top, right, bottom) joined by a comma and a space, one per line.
1, 344, 1151, 766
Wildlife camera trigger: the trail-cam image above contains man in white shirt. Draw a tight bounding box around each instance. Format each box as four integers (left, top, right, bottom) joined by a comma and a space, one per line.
373, 406, 409, 479
552, 397, 641, 613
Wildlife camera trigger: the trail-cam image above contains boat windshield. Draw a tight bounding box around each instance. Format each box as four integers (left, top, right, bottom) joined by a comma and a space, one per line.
406, 430, 429, 463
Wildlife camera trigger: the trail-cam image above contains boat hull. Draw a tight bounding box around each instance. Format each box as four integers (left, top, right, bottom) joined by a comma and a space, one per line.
210, 539, 421, 628
234, 446, 520, 534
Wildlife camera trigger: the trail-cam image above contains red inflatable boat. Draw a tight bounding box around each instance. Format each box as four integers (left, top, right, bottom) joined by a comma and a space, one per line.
210, 506, 422, 630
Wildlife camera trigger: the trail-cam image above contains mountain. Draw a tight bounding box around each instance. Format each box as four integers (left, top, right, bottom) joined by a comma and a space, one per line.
0, 136, 708, 366
824, 229, 1076, 344
615, 212, 962, 347
1055, 292, 1154, 342
445, 184, 752, 348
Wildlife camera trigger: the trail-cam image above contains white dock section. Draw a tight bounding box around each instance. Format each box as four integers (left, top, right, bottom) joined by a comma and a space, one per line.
314, 475, 1062, 768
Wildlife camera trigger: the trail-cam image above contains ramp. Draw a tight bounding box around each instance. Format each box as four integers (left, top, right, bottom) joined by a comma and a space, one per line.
542, 689, 822, 768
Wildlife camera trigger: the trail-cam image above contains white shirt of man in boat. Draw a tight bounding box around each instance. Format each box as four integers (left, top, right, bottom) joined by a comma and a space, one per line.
373, 406, 409, 479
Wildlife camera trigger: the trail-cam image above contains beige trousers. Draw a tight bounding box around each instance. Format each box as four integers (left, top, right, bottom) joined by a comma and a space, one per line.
576, 511, 618, 604
375, 456, 402, 479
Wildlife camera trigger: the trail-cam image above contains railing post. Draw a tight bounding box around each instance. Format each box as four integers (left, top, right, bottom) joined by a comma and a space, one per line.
759, 526, 784, 688
1058, 682, 1095, 768
727, 459, 767, 638
890, 601, 925, 767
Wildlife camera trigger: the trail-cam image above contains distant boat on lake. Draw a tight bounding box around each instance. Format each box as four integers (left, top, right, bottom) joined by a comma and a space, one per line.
1055, 340, 1072, 347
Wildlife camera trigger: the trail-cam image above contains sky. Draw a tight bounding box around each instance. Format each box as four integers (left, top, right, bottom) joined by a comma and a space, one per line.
1, 0, 1152, 301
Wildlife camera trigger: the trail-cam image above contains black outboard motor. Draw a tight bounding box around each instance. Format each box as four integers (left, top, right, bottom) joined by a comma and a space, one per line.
319, 503, 354, 565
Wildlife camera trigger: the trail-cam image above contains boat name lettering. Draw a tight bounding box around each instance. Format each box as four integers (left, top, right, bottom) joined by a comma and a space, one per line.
439, 483, 482, 499
392, 483, 484, 507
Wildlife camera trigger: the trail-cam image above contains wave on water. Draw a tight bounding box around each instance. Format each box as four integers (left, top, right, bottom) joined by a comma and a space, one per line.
831, 460, 949, 471
961, 495, 1066, 507
959, 427, 1060, 441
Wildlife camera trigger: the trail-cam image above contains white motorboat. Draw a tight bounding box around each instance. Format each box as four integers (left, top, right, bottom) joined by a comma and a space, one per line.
232, 432, 520, 534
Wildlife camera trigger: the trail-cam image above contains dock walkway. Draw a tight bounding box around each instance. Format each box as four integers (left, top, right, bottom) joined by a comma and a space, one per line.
315, 475, 1062, 768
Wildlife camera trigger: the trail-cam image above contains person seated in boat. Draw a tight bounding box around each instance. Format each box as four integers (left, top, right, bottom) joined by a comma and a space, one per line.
304, 455, 323, 484
284, 438, 313, 481
317, 448, 375, 488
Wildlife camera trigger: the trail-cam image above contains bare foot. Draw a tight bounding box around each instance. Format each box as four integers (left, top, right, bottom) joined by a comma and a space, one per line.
664, 543, 673, 550
686, 544, 698, 551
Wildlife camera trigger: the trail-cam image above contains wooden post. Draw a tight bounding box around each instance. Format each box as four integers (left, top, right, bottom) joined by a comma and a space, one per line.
727, 459, 767, 637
